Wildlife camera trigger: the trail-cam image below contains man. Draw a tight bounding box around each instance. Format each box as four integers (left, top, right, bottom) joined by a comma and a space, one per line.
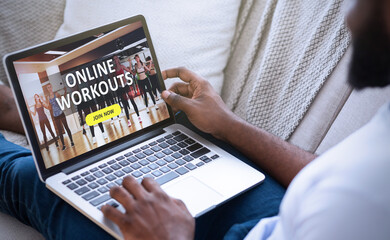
0, 0, 389, 239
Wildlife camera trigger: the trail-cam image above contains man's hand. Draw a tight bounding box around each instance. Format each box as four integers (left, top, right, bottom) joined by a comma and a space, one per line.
102, 176, 195, 240
162, 67, 240, 140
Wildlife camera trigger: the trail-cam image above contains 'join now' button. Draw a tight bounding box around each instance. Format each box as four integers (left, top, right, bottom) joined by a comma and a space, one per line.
86, 104, 121, 126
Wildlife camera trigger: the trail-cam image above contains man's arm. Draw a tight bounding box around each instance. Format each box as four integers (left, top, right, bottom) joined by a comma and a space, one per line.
161, 67, 316, 187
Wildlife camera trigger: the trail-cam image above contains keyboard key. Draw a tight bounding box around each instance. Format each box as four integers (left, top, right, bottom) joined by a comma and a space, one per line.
81, 171, 89, 177
152, 170, 163, 177
122, 167, 132, 173
119, 160, 130, 166
147, 156, 157, 162
176, 167, 189, 175
185, 138, 196, 145
62, 179, 71, 185
98, 163, 107, 169
168, 163, 178, 169
160, 166, 170, 173
172, 153, 182, 159
155, 172, 179, 185
156, 137, 165, 143
149, 141, 157, 146
141, 145, 149, 150
191, 147, 210, 158
124, 152, 133, 157
102, 168, 113, 174
151, 146, 162, 152
187, 143, 202, 152
71, 175, 80, 181
140, 167, 151, 174
183, 156, 194, 162
159, 142, 169, 149
162, 149, 173, 155
155, 152, 165, 159
85, 175, 96, 182
108, 160, 116, 165
196, 162, 205, 167
132, 148, 141, 154
90, 194, 110, 206
75, 186, 90, 195
177, 142, 188, 148
174, 134, 188, 142
211, 154, 220, 159
116, 156, 125, 161
97, 179, 108, 185
179, 149, 190, 155
98, 186, 109, 193
88, 182, 99, 189
164, 156, 175, 162
93, 171, 104, 178
76, 179, 87, 186
139, 159, 149, 166
106, 183, 116, 189
132, 171, 142, 178
203, 158, 212, 163
82, 191, 99, 201
143, 174, 154, 179
107, 200, 119, 208
130, 163, 141, 170
127, 156, 138, 163
67, 183, 78, 190
157, 160, 167, 166
136, 153, 146, 159
200, 156, 208, 161
167, 139, 177, 145
114, 171, 125, 177
90, 167, 99, 172
175, 159, 186, 166
105, 174, 116, 181
185, 163, 197, 170
111, 163, 121, 170
148, 163, 159, 170
164, 134, 173, 139
172, 131, 181, 136
115, 178, 123, 186
170, 145, 180, 152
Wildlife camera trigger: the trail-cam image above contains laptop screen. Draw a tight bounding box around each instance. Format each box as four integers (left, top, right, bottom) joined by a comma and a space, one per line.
10, 19, 170, 169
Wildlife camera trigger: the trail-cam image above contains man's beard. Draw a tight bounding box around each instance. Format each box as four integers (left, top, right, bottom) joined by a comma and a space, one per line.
348, 15, 390, 90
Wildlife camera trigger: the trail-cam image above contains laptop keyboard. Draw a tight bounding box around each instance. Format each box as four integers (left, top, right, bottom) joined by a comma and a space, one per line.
61, 130, 220, 209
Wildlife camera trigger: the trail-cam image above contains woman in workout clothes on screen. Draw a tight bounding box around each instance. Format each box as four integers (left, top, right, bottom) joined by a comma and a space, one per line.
45, 83, 74, 151
29, 93, 59, 151
145, 56, 161, 101
134, 54, 158, 113
113, 55, 141, 127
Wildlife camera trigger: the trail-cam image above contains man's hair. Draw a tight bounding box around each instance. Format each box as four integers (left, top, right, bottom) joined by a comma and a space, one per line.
348, 4, 390, 89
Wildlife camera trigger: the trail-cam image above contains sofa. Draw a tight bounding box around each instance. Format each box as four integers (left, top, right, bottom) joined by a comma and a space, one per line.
1, 1, 389, 239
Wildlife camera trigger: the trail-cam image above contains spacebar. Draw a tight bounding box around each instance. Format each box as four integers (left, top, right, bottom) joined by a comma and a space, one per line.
155, 172, 179, 186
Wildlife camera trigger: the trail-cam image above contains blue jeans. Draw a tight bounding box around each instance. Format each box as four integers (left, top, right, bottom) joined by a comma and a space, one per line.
0, 112, 285, 240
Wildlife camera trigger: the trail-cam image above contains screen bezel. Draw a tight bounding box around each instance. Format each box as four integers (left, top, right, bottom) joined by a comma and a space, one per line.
3, 15, 175, 181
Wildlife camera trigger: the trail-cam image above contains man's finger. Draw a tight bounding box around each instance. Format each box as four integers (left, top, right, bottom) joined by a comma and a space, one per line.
101, 205, 125, 226
141, 177, 164, 193
122, 176, 147, 200
161, 90, 192, 112
169, 82, 191, 98
162, 67, 201, 83
109, 186, 135, 212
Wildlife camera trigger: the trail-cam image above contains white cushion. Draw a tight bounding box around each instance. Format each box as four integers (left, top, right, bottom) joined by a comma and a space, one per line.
55, 0, 242, 94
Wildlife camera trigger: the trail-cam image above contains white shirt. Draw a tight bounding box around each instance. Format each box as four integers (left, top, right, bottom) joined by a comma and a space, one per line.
245, 102, 390, 240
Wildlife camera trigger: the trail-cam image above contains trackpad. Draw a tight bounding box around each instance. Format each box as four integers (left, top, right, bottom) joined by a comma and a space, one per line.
164, 177, 223, 216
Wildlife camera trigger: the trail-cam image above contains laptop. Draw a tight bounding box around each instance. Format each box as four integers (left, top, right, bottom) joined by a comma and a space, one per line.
3, 15, 265, 239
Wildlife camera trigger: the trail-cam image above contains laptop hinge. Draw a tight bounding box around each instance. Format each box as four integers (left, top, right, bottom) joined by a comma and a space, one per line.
62, 128, 165, 175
